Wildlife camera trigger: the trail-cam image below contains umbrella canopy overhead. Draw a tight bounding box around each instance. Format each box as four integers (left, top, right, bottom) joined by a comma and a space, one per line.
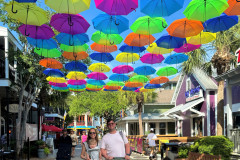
62, 51, 89, 60
174, 43, 201, 53
34, 48, 62, 58
156, 66, 178, 76
119, 44, 146, 53
124, 33, 155, 47
87, 79, 106, 86
65, 61, 87, 72
147, 43, 173, 54
107, 81, 125, 86
87, 72, 108, 80
150, 76, 169, 84
68, 84, 86, 89
91, 43, 118, 53
104, 86, 121, 90
116, 52, 140, 63
112, 65, 134, 74
68, 79, 87, 85
130, 75, 149, 83
56, 33, 89, 46
49, 82, 67, 88
109, 74, 129, 82
91, 31, 123, 46
156, 34, 186, 49
89, 63, 111, 73
186, 32, 216, 45
90, 52, 114, 62
225, 0, 240, 16
39, 58, 63, 69
27, 37, 58, 49
134, 66, 156, 75
66, 71, 87, 80
43, 68, 64, 77
140, 53, 164, 64
164, 53, 189, 64
121, 86, 138, 91
19, 24, 54, 39
125, 82, 143, 88
46, 77, 67, 83
60, 44, 89, 52
144, 83, 161, 89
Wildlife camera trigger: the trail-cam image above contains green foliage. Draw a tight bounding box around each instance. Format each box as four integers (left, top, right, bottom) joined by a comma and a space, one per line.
190, 136, 234, 160
44, 147, 50, 155
178, 146, 190, 158
36, 140, 45, 149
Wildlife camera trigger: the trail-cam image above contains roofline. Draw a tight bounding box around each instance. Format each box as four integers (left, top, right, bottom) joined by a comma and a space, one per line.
215, 66, 240, 82
171, 72, 185, 105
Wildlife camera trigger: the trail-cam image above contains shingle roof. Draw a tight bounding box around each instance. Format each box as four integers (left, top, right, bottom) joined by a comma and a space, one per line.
169, 75, 180, 82
154, 90, 175, 104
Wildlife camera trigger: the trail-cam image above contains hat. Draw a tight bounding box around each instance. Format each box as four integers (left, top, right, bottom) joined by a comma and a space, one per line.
150, 128, 154, 131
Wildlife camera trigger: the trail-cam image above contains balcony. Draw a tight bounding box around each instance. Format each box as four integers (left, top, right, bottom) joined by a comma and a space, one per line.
68, 121, 92, 126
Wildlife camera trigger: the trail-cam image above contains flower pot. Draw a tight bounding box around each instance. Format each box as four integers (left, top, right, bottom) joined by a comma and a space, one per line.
156, 154, 161, 160
38, 149, 46, 159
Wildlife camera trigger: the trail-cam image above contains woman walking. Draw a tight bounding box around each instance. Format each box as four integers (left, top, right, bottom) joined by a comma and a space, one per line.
70, 130, 78, 157
81, 130, 88, 144
80, 128, 102, 160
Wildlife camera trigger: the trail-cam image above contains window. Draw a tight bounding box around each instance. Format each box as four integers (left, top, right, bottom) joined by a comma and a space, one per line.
159, 123, 166, 135
186, 78, 191, 91
167, 122, 175, 134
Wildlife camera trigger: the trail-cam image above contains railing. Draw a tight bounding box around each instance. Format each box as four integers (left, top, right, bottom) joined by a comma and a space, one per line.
230, 129, 240, 154
87, 122, 92, 126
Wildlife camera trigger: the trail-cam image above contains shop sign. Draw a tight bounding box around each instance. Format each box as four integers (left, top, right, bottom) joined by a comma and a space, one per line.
185, 86, 203, 102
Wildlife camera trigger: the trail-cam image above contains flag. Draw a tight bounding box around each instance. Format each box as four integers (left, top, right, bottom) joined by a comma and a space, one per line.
64, 110, 67, 121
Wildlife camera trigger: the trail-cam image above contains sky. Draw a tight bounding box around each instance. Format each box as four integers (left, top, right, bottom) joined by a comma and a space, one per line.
1, 0, 216, 83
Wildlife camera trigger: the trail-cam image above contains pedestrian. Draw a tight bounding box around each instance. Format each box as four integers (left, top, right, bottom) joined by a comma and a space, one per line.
80, 128, 102, 160
81, 130, 88, 144
70, 130, 78, 157
56, 129, 72, 160
100, 119, 130, 160
147, 128, 157, 159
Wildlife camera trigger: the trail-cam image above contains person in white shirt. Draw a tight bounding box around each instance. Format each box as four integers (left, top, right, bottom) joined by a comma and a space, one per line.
147, 128, 157, 159
100, 119, 130, 160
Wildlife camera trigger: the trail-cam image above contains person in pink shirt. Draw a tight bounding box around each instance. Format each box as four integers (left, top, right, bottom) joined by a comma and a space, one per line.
81, 130, 88, 144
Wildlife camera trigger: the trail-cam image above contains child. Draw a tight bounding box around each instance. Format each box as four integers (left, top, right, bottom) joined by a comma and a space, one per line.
85, 139, 101, 160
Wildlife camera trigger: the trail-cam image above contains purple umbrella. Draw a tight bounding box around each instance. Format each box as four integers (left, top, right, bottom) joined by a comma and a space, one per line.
68, 79, 87, 85
112, 65, 134, 74
49, 82, 67, 87
18, 24, 55, 39
87, 72, 108, 80
174, 43, 201, 53
50, 13, 90, 35
140, 53, 165, 64
94, 0, 138, 15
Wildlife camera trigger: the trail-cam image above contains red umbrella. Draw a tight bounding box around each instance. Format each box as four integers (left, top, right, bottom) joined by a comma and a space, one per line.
42, 124, 50, 132
49, 125, 62, 132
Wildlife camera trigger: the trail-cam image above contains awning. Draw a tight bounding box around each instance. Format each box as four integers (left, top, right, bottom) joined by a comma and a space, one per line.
67, 126, 96, 129
44, 113, 64, 119
42, 124, 62, 132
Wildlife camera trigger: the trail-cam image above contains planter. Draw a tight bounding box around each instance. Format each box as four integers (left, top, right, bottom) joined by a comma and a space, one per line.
175, 158, 187, 160
38, 149, 46, 159
156, 154, 161, 160
188, 152, 221, 160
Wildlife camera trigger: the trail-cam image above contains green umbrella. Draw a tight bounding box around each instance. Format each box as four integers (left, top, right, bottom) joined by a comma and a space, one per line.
34, 48, 62, 58
183, 0, 229, 22
86, 84, 103, 89
156, 66, 178, 76
107, 81, 125, 86
129, 75, 149, 83
130, 16, 168, 35
91, 31, 123, 46
60, 44, 89, 52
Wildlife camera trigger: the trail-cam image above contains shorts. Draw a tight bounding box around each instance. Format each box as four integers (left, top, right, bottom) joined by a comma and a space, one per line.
72, 145, 77, 147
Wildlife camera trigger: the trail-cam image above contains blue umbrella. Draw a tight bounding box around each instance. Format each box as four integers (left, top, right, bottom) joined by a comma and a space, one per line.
156, 34, 186, 49
27, 37, 57, 49
87, 79, 106, 86
122, 86, 138, 91
109, 74, 129, 82
65, 61, 87, 71
164, 53, 188, 64
92, 14, 129, 34
140, 0, 184, 17
90, 53, 114, 62
119, 44, 146, 53
144, 83, 161, 89
43, 68, 64, 77
203, 13, 239, 33
56, 33, 89, 46
103, 89, 118, 92
134, 66, 156, 76
15, 0, 37, 2
52, 86, 68, 90
67, 84, 86, 89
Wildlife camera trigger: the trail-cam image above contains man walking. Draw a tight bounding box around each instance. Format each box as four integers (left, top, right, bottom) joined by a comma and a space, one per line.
101, 119, 131, 160
147, 128, 157, 159
56, 129, 72, 160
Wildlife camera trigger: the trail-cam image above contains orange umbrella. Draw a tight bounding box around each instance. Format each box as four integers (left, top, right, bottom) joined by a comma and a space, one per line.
225, 0, 240, 16
124, 33, 155, 47
166, 18, 204, 38
39, 58, 63, 69
86, 87, 102, 91
91, 43, 117, 53
62, 51, 89, 60
125, 82, 143, 88
150, 76, 169, 84
105, 86, 121, 90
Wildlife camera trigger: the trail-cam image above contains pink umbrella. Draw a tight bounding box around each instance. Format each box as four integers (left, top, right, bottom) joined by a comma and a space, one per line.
50, 13, 90, 35
68, 79, 87, 85
174, 44, 201, 53
94, 0, 138, 15
87, 72, 108, 80
112, 65, 134, 74
140, 53, 165, 64
49, 82, 67, 87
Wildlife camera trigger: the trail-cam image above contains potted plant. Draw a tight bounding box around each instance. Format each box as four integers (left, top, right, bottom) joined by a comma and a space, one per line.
175, 146, 189, 160
36, 140, 46, 159
44, 147, 50, 157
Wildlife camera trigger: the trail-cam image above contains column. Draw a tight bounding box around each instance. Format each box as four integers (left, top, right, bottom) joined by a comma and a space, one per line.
4, 37, 9, 79
73, 116, 76, 133
156, 122, 159, 135
202, 117, 205, 136
207, 91, 211, 136
14, 45, 17, 82
85, 114, 87, 127
126, 122, 128, 136
226, 80, 233, 138
190, 118, 193, 137
145, 122, 148, 135
92, 116, 94, 127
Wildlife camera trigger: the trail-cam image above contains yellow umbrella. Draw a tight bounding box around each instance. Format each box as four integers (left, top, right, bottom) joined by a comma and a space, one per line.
147, 43, 173, 54
46, 77, 67, 83
5, 2, 48, 26
187, 32, 216, 45
116, 52, 140, 63
89, 63, 111, 73
139, 87, 155, 92
45, 0, 91, 14
66, 71, 87, 80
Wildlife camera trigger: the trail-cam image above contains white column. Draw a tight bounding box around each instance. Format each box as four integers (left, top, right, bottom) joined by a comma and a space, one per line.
73, 116, 76, 133
145, 122, 148, 135
14, 45, 17, 83
85, 114, 87, 127
215, 91, 218, 135
156, 122, 159, 135
202, 117, 204, 136
207, 90, 211, 136
226, 81, 233, 138
4, 37, 9, 79
190, 118, 193, 137
126, 121, 128, 136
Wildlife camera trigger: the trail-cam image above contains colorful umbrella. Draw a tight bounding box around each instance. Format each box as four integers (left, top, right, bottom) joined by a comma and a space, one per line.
50, 13, 90, 35
112, 65, 134, 74
87, 79, 106, 86
46, 77, 67, 83
130, 75, 149, 83
167, 18, 204, 38
174, 44, 201, 53
15, 0, 37, 2
90, 53, 114, 62
56, 33, 89, 46
150, 76, 169, 84
49, 82, 67, 88
184, 0, 229, 22
34, 48, 62, 58
186, 32, 216, 45
86, 84, 103, 89
121, 86, 138, 91
39, 58, 63, 69
91, 43, 118, 53
94, 0, 138, 15
147, 43, 173, 54
5, 2, 48, 26
66, 71, 87, 80
104, 86, 121, 90
109, 74, 129, 82
107, 81, 125, 86
140, 53, 164, 64
52, 86, 69, 91
18, 24, 54, 39
68, 84, 86, 89
68, 79, 87, 85
45, 0, 91, 14
225, 0, 240, 16
125, 82, 143, 88
116, 53, 140, 63
136, 87, 154, 93
92, 14, 129, 34
27, 37, 58, 49
119, 44, 146, 53
140, 0, 184, 17
124, 33, 155, 47
65, 61, 87, 71
134, 66, 156, 76
60, 44, 89, 52
87, 72, 108, 80
91, 31, 123, 46
69, 88, 85, 92
164, 53, 188, 64
203, 13, 238, 33
131, 16, 168, 35
156, 66, 178, 76
144, 83, 161, 89
62, 51, 89, 60
43, 68, 64, 77
156, 34, 186, 49
89, 63, 111, 73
